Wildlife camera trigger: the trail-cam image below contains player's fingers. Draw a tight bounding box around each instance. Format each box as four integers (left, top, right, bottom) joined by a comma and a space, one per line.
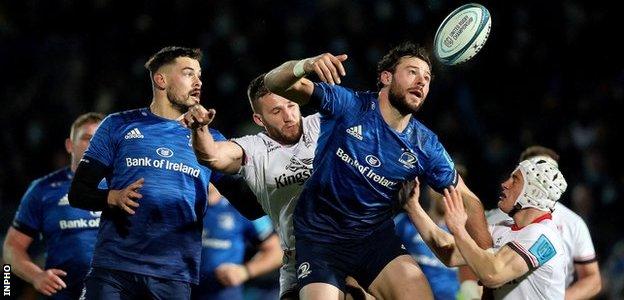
129, 178, 145, 190
121, 203, 136, 215
49, 269, 67, 277
206, 109, 216, 125
443, 189, 453, 211
323, 57, 341, 84
329, 55, 347, 77
313, 64, 328, 83
128, 190, 142, 199
125, 199, 140, 208
318, 62, 335, 85
336, 54, 348, 62
50, 275, 67, 289
41, 286, 53, 296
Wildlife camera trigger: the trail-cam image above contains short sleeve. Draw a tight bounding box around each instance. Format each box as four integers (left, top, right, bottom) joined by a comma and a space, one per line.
571, 218, 597, 263
244, 216, 274, 244
422, 133, 458, 192
12, 181, 43, 238
312, 82, 362, 118
506, 224, 559, 270
84, 115, 117, 167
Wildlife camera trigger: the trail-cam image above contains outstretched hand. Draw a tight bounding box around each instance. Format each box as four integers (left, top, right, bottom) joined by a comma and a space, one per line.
443, 186, 468, 235
400, 177, 422, 211
179, 104, 216, 130
302, 53, 348, 85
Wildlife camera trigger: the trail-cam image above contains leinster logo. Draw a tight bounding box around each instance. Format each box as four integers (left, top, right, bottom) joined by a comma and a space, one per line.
399, 151, 417, 169
156, 147, 174, 158
365, 155, 381, 167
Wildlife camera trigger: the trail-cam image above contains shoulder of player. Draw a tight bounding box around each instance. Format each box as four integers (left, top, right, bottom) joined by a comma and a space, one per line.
33, 167, 72, 189
522, 220, 562, 241
108, 108, 148, 122
553, 202, 584, 223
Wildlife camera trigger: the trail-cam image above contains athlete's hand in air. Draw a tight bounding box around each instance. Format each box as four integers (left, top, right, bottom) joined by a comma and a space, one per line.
215, 263, 250, 286
32, 268, 67, 296
400, 177, 423, 212
301, 53, 348, 85
107, 178, 144, 215
180, 104, 216, 130
443, 186, 468, 235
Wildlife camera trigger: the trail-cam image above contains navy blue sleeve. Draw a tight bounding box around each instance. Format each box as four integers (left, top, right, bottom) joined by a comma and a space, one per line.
244, 216, 274, 245
84, 115, 116, 167
312, 82, 363, 118
12, 181, 43, 238
422, 133, 458, 193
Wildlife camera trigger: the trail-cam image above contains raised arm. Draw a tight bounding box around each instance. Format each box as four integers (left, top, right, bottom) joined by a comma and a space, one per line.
443, 186, 530, 288
401, 178, 465, 267
264, 53, 348, 105
180, 105, 244, 174
456, 176, 493, 249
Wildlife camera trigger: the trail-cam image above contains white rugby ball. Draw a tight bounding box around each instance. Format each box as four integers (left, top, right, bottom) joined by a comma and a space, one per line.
434, 3, 491, 65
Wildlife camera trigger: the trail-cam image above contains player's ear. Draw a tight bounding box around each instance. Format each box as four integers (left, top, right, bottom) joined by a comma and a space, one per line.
64, 137, 73, 154
252, 113, 265, 127
380, 71, 392, 86
153, 73, 167, 90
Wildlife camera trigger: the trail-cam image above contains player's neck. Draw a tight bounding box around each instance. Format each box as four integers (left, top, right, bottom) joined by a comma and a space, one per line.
378, 90, 411, 132
149, 97, 184, 120
512, 208, 550, 228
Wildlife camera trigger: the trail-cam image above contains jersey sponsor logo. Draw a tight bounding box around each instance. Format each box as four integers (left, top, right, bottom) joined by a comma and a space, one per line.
274, 157, 313, 188
57, 194, 70, 206
125, 156, 201, 178
264, 139, 281, 153
346, 125, 363, 140
399, 151, 418, 169
336, 147, 397, 188
124, 128, 144, 139
156, 147, 174, 158
365, 155, 381, 167
59, 218, 100, 229
218, 213, 235, 230
201, 231, 232, 249
297, 262, 312, 279
529, 234, 556, 266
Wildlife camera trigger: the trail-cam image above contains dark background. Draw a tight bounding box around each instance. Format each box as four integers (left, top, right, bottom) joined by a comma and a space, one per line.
1, 0, 622, 298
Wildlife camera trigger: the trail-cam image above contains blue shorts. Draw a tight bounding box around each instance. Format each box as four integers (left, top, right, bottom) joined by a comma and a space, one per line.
295, 220, 408, 292
82, 267, 191, 300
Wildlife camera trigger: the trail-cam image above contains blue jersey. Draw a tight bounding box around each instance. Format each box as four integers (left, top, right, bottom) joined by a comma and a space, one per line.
394, 213, 459, 300
84, 107, 225, 284
294, 83, 457, 242
12, 167, 100, 297
195, 197, 273, 300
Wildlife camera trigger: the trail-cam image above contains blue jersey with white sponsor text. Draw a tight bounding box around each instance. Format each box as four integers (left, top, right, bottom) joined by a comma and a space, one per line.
195, 197, 273, 300
294, 83, 457, 242
394, 213, 459, 300
12, 167, 100, 297
84, 107, 225, 284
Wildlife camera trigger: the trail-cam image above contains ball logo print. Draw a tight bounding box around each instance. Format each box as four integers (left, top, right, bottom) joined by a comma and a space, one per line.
434, 3, 491, 65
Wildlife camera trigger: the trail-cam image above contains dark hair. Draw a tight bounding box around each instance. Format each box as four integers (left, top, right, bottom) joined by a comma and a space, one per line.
247, 73, 270, 113
519, 145, 560, 162
376, 42, 432, 89
144, 46, 202, 74
70, 112, 105, 141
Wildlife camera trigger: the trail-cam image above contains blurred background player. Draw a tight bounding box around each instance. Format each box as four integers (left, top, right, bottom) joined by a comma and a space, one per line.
193, 184, 282, 300
404, 157, 569, 299
393, 165, 469, 300
3, 112, 104, 299
181, 73, 320, 299
486, 145, 602, 299
68, 46, 234, 299
263, 42, 492, 299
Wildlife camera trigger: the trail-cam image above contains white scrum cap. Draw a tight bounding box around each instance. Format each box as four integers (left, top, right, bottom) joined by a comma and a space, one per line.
515, 157, 568, 212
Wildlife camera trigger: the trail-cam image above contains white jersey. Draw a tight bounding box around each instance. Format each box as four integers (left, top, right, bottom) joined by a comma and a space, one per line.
489, 215, 566, 300
486, 202, 596, 286
232, 114, 320, 295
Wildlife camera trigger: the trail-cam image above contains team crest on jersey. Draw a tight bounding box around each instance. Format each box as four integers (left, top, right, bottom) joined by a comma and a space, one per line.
399, 151, 418, 169
285, 157, 314, 172
156, 147, 174, 158
365, 155, 381, 167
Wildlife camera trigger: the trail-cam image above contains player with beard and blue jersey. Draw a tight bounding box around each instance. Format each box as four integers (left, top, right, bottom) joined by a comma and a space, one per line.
264, 42, 492, 300
3, 112, 104, 299
68, 47, 260, 300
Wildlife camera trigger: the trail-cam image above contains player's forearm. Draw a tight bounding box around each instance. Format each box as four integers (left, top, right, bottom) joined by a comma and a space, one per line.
564, 270, 602, 300
192, 127, 240, 173
3, 244, 43, 284
264, 60, 301, 95
245, 235, 283, 279
453, 228, 505, 288
462, 192, 493, 249
404, 205, 465, 266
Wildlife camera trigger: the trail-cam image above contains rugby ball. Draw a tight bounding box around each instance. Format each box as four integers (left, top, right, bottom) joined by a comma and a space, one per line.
434, 3, 491, 65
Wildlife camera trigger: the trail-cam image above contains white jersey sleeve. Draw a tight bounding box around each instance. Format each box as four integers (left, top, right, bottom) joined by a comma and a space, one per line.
506, 222, 560, 270
554, 203, 596, 263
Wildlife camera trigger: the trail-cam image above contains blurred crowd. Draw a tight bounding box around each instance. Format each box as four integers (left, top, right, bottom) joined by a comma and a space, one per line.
0, 0, 622, 298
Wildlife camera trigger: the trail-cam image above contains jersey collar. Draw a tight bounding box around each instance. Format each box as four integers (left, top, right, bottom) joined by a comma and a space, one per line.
511, 213, 552, 231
